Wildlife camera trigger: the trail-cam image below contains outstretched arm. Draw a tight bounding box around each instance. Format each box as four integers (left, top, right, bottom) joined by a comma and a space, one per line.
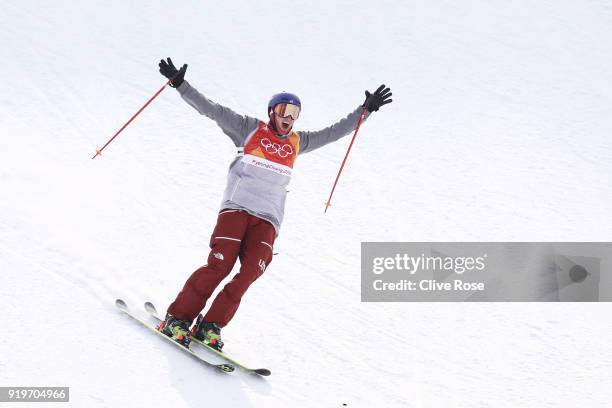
299, 107, 369, 154
159, 58, 258, 147
298, 84, 392, 154
177, 81, 258, 146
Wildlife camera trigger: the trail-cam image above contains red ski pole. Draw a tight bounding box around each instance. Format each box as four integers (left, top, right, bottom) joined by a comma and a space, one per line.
324, 107, 368, 213
91, 79, 171, 159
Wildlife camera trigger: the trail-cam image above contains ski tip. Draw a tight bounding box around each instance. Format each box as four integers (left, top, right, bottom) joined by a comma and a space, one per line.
144, 301, 158, 315
115, 299, 127, 310
254, 368, 271, 376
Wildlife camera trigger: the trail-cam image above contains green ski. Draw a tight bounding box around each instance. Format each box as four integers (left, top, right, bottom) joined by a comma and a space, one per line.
115, 299, 234, 373
144, 302, 271, 377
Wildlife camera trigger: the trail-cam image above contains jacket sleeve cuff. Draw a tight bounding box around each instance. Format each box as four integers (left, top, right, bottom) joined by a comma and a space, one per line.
176, 80, 190, 95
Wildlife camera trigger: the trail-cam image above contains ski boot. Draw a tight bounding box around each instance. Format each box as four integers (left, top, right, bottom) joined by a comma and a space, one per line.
157, 314, 191, 347
191, 314, 224, 351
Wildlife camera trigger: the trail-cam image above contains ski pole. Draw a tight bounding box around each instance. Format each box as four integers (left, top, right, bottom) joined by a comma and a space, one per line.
91, 79, 171, 159
324, 107, 368, 213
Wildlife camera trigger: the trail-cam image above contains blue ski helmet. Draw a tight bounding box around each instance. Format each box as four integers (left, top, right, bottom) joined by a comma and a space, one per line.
268, 92, 301, 115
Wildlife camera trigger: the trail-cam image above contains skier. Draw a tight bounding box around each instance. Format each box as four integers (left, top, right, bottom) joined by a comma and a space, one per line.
156, 58, 392, 350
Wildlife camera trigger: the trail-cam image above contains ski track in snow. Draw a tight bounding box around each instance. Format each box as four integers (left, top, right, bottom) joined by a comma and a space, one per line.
1, 1, 612, 407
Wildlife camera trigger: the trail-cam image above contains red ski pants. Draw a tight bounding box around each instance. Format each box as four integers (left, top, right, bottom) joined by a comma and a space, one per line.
167, 210, 275, 327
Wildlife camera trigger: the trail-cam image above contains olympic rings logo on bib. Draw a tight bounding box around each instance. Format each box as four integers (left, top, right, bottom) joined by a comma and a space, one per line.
260, 138, 294, 158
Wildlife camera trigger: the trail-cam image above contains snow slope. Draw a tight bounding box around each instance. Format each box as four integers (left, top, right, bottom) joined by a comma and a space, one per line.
1, 0, 611, 406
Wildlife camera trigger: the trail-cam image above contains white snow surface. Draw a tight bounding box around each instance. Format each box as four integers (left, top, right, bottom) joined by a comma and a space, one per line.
1, 1, 612, 407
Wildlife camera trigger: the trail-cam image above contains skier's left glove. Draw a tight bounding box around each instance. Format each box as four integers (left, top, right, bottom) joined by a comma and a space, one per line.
159, 57, 188, 88
363, 84, 393, 112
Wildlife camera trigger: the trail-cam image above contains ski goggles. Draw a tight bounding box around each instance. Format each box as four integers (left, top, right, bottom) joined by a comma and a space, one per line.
273, 103, 300, 120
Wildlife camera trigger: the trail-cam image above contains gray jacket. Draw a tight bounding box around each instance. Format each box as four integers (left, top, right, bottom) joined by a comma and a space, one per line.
177, 81, 369, 236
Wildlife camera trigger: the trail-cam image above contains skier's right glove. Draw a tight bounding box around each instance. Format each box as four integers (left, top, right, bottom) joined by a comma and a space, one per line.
363, 84, 393, 112
159, 57, 188, 88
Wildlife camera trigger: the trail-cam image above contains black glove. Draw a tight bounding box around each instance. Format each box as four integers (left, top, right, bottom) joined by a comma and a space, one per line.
158, 57, 187, 88
363, 84, 392, 112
